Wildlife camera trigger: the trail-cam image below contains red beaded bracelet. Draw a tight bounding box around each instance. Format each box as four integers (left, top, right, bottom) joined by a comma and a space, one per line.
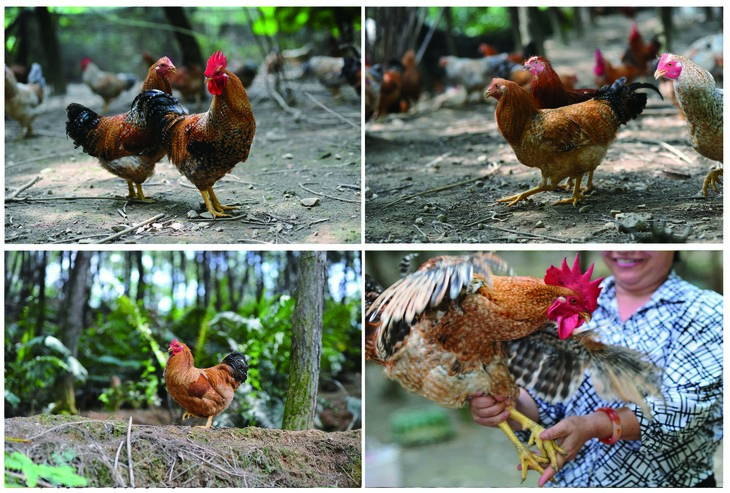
596, 407, 622, 445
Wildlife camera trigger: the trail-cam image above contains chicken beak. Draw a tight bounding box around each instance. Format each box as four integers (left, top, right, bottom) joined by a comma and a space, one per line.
580, 312, 592, 324
653, 68, 666, 79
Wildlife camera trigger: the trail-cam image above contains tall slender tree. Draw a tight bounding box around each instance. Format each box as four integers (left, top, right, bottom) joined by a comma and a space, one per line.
282, 251, 325, 430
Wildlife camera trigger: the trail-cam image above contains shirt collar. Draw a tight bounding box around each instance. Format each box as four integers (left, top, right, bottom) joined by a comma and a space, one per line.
598, 271, 682, 315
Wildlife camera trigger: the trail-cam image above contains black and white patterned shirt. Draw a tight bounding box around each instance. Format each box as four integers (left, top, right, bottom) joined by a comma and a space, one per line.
527, 272, 723, 487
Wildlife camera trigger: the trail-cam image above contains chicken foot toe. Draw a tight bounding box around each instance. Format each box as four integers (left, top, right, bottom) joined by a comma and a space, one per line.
497, 183, 556, 206
509, 408, 565, 473
497, 421, 551, 482
199, 188, 238, 218
702, 167, 723, 197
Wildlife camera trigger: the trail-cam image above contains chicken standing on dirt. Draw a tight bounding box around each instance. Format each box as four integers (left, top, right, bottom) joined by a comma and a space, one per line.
366, 253, 661, 482
4, 62, 46, 139
654, 53, 723, 197
65, 57, 177, 201
133, 50, 256, 218
164, 339, 249, 428
80, 57, 138, 114
485, 77, 661, 206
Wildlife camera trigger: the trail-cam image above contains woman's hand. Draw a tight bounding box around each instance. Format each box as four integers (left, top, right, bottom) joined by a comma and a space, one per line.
468, 393, 510, 427
535, 415, 601, 486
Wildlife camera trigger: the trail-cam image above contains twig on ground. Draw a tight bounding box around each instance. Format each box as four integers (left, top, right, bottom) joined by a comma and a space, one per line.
94, 213, 166, 244
126, 416, 134, 488
5, 151, 78, 168
6, 176, 42, 200
476, 223, 571, 242
299, 182, 359, 203
304, 92, 359, 129
648, 139, 695, 164
114, 440, 126, 487
382, 164, 500, 208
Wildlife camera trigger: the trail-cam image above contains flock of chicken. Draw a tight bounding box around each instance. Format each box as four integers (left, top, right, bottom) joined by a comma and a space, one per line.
366, 22, 723, 202
4, 48, 359, 218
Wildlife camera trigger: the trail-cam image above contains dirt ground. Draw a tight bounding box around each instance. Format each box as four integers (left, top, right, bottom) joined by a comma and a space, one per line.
5, 69, 361, 245
365, 11, 723, 244
5, 414, 361, 487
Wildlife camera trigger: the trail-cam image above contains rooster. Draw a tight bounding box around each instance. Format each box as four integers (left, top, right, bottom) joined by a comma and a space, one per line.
302, 55, 352, 100
80, 57, 138, 114
164, 339, 249, 428
523, 56, 597, 109
399, 49, 421, 111
4, 62, 45, 139
133, 50, 256, 218
66, 57, 177, 201
366, 253, 661, 482
485, 76, 661, 206
654, 53, 723, 197
523, 55, 599, 193
621, 22, 661, 77
594, 48, 639, 87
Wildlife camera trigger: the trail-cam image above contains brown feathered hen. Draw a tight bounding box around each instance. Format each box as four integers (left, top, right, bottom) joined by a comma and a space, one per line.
66, 57, 177, 200
485, 77, 661, 206
366, 253, 661, 482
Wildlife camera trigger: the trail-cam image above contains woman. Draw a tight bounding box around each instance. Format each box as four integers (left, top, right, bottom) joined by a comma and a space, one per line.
469, 251, 722, 486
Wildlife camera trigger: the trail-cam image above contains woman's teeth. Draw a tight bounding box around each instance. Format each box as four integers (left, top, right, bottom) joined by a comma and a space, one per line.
615, 258, 641, 267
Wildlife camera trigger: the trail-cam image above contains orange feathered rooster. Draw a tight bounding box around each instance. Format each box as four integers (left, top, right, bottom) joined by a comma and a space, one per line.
164, 339, 249, 428
366, 253, 661, 481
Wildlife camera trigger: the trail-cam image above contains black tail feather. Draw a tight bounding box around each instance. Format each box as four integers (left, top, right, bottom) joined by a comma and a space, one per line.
65, 103, 100, 149
222, 351, 249, 383
595, 77, 662, 125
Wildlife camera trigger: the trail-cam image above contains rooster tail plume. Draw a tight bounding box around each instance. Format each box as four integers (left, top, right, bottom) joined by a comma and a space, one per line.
66, 103, 100, 149
222, 351, 249, 383
595, 77, 662, 125
132, 89, 188, 132
578, 334, 662, 417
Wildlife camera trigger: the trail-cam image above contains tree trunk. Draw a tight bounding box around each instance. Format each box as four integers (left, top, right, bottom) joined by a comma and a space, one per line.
55, 251, 92, 415
163, 7, 205, 100
34, 7, 67, 95
282, 251, 325, 430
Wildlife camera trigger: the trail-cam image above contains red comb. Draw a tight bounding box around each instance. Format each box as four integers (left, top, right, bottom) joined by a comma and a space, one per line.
205, 50, 227, 78
544, 254, 603, 311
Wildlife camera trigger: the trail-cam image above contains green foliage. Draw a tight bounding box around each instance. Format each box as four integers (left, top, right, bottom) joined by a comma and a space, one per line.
4, 332, 87, 414
5, 451, 88, 487
427, 7, 511, 36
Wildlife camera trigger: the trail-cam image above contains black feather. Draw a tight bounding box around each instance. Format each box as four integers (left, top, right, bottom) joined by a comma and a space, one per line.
222, 351, 249, 383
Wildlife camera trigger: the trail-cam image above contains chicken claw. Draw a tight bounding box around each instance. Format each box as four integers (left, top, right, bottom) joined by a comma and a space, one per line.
509, 408, 566, 473
199, 188, 239, 218
181, 412, 198, 421
702, 167, 723, 197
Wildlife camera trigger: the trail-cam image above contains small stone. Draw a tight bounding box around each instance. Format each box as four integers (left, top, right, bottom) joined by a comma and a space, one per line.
111, 225, 126, 232
282, 153, 294, 159
535, 220, 545, 228
301, 198, 320, 207
170, 222, 183, 231
187, 210, 200, 219
415, 217, 424, 226
436, 213, 447, 222
579, 205, 591, 213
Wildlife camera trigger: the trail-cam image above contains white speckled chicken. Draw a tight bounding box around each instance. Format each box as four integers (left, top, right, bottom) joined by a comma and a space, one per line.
654, 53, 723, 196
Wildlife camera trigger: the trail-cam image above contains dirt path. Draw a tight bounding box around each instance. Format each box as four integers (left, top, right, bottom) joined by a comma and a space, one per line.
365, 12, 722, 244
5, 73, 361, 244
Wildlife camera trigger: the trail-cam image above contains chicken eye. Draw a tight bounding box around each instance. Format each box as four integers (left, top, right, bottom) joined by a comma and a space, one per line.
570, 297, 577, 305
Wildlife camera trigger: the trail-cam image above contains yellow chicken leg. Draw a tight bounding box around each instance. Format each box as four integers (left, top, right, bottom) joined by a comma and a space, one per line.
497, 178, 557, 206
702, 167, 723, 197
508, 408, 565, 475
124, 180, 154, 202
199, 188, 239, 218
553, 173, 588, 206
497, 421, 551, 482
